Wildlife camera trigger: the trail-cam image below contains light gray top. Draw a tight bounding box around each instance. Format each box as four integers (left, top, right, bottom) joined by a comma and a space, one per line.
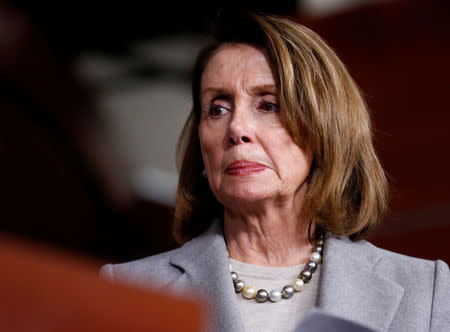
100, 219, 450, 332
230, 258, 320, 332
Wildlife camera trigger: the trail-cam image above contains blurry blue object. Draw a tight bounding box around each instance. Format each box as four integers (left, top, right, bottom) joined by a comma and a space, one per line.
295, 307, 376, 332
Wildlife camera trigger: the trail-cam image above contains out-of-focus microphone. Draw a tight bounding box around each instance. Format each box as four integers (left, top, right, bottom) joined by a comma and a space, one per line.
295, 308, 376, 332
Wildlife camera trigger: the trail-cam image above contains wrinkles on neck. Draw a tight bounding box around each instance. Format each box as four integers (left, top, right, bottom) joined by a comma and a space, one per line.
223, 201, 314, 267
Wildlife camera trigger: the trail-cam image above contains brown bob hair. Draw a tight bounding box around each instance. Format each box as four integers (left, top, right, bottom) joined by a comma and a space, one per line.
173, 11, 388, 244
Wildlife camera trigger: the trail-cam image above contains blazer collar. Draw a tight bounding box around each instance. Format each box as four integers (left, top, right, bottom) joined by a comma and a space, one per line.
169, 219, 245, 332
319, 234, 404, 332
168, 220, 404, 332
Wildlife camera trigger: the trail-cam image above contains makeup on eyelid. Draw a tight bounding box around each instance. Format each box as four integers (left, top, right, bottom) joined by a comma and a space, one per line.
205, 100, 279, 118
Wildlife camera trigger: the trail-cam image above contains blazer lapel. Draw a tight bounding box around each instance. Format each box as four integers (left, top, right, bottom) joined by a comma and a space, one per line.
169, 219, 245, 332
166, 222, 404, 332
318, 234, 404, 332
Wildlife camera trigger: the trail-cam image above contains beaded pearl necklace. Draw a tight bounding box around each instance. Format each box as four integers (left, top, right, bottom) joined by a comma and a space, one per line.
228, 232, 324, 303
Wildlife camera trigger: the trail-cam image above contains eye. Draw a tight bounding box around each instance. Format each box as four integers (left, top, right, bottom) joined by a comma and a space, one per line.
260, 101, 279, 113
208, 104, 229, 118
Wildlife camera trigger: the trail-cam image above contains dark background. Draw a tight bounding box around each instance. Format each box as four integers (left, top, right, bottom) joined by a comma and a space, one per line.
1, 0, 449, 266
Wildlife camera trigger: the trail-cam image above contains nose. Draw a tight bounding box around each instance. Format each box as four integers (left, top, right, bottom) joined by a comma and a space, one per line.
228, 106, 254, 145
230, 135, 251, 145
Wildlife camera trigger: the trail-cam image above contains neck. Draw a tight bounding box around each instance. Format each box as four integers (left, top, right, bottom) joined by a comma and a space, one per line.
223, 201, 314, 267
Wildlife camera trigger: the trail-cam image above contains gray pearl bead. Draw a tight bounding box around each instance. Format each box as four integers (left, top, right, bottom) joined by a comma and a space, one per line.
234, 280, 245, 293
306, 261, 317, 272
300, 269, 312, 283
231, 271, 238, 282
310, 251, 322, 263
269, 290, 282, 302
315, 245, 323, 254
282, 285, 295, 299
256, 289, 268, 303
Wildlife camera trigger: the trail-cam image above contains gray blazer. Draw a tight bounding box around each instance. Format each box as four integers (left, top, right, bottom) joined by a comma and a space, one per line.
101, 220, 449, 332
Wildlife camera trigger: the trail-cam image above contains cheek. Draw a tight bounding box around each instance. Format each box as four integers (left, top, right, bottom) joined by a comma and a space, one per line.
269, 131, 312, 179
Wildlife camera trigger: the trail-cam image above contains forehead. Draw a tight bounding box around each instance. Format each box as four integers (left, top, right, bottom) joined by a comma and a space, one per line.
201, 43, 276, 92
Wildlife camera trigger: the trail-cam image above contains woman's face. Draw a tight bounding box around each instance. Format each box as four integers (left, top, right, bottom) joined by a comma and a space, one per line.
198, 43, 312, 207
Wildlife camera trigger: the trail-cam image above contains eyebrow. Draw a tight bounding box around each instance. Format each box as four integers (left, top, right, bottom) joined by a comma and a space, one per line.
250, 84, 278, 95
203, 84, 278, 98
211, 93, 231, 104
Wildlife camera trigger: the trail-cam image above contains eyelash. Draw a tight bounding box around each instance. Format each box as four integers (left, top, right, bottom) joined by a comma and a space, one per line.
259, 101, 279, 113
207, 101, 279, 118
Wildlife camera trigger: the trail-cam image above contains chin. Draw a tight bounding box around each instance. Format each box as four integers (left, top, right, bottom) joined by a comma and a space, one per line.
221, 183, 275, 203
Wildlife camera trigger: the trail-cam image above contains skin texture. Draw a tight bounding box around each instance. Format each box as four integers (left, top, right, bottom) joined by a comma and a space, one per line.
198, 43, 314, 266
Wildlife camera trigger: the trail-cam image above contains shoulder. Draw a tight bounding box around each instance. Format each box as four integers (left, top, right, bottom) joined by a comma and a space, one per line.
99, 247, 183, 289
323, 235, 450, 330
328, 233, 446, 275
331, 236, 449, 304
327, 234, 449, 294
364, 239, 440, 274
367, 241, 449, 292
358, 238, 450, 330
99, 218, 223, 289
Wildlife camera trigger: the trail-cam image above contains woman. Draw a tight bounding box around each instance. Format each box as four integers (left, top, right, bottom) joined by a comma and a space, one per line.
101, 12, 449, 332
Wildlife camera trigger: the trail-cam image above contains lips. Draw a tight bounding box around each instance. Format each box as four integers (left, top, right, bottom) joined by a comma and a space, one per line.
225, 160, 267, 176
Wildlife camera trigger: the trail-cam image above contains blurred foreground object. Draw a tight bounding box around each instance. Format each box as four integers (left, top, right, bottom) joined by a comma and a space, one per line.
0, 234, 205, 332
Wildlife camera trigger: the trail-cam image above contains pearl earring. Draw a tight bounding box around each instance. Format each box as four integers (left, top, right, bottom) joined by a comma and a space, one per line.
202, 168, 207, 178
